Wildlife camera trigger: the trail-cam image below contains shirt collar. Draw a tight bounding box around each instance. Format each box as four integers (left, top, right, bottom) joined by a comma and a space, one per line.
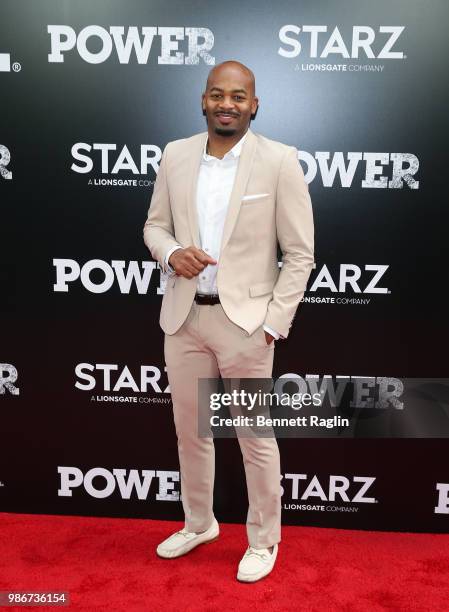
202, 130, 249, 162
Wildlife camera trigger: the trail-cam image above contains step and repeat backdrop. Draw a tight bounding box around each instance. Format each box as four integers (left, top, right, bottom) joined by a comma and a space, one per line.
1, 0, 448, 533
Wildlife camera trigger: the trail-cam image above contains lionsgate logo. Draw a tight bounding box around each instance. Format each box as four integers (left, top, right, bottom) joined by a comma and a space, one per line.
0, 144, 12, 180
48, 25, 215, 65
278, 25, 405, 73
75, 362, 171, 405
0, 364, 20, 396
58, 466, 180, 501
301, 264, 390, 306
71, 142, 162, 188
281, 473, 377, 512
434, 483, 449, 515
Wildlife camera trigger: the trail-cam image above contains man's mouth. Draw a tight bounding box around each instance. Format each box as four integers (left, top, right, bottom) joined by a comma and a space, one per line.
215, 112, 238, 125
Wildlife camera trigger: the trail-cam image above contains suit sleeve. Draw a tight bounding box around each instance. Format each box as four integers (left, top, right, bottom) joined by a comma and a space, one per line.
264, 146, 315, 338
143, 142, 181, 270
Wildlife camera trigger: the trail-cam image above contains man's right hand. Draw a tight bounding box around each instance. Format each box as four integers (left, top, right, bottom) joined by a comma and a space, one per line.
169, 247, 217, 279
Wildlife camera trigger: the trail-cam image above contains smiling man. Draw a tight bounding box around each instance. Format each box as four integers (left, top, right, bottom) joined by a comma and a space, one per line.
143, 60, 315, 582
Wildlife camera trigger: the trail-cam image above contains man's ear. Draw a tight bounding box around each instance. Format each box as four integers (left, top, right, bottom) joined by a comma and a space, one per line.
251, 104, 259, 120
251, 97, 259, 121
201, 92, 206, 116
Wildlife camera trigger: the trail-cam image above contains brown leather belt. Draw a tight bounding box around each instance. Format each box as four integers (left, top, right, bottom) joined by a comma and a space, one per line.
194, 293, 221, 305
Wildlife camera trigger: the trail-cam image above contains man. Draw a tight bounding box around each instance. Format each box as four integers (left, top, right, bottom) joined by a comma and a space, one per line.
143, 60, 314, 582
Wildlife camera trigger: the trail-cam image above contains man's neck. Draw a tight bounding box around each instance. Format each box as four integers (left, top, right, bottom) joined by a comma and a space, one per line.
206, 128, 248, 159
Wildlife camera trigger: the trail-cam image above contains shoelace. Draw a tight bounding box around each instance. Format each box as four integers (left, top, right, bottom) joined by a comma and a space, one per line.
244, 546, 270, 561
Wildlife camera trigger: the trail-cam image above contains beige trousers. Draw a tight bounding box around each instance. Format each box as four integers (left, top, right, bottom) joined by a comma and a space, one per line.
164, 300, 281, 549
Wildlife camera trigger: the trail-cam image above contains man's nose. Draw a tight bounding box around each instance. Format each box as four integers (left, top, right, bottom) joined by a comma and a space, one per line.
218, 97, 235, 110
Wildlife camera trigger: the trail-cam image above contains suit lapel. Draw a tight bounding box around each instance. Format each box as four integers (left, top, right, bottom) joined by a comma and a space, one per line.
186, 128, 258, 251
186, 132, 208, 247
220, 128, 257, 255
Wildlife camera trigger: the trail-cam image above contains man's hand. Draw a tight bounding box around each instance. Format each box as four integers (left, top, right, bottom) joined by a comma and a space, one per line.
264, 331, 275, 345
169, 246, 217, 279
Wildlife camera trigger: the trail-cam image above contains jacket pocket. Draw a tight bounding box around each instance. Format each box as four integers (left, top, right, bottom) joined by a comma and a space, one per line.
241, 193, 271, 205
242, 192, 270, 201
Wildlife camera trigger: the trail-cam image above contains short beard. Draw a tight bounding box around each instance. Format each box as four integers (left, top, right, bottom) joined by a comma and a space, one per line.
213, 126, 238, 137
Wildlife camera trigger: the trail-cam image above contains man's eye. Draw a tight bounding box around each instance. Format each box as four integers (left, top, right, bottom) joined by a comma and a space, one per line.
211, 94, 221, 99
234, 96, 244, 101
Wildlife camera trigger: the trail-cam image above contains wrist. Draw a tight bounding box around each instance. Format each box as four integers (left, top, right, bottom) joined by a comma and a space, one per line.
165, 245, 183, 274
168, 250, 180, 267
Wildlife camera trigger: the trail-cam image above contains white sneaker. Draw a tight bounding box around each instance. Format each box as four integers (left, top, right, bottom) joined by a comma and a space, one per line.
156, 518, 219, 559
237, 543, 278, 582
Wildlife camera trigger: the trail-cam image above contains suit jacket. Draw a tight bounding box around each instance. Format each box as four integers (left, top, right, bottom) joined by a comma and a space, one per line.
143, 127, 315, 338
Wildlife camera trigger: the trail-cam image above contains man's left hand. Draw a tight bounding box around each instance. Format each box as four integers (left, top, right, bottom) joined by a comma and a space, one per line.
264, 331, 275, 345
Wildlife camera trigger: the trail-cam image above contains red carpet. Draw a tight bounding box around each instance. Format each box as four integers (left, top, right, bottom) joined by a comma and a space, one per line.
0, 513, 448, 611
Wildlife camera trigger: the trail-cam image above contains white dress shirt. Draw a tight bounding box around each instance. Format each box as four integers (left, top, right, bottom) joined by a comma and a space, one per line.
164, 130, 281, 340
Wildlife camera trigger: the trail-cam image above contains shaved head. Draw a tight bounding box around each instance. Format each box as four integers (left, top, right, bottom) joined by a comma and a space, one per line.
205, 60, 256, 96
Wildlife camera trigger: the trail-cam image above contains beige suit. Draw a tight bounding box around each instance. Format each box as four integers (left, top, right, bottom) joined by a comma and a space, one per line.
143, 128, 314, 548
144, 128, 314, 338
